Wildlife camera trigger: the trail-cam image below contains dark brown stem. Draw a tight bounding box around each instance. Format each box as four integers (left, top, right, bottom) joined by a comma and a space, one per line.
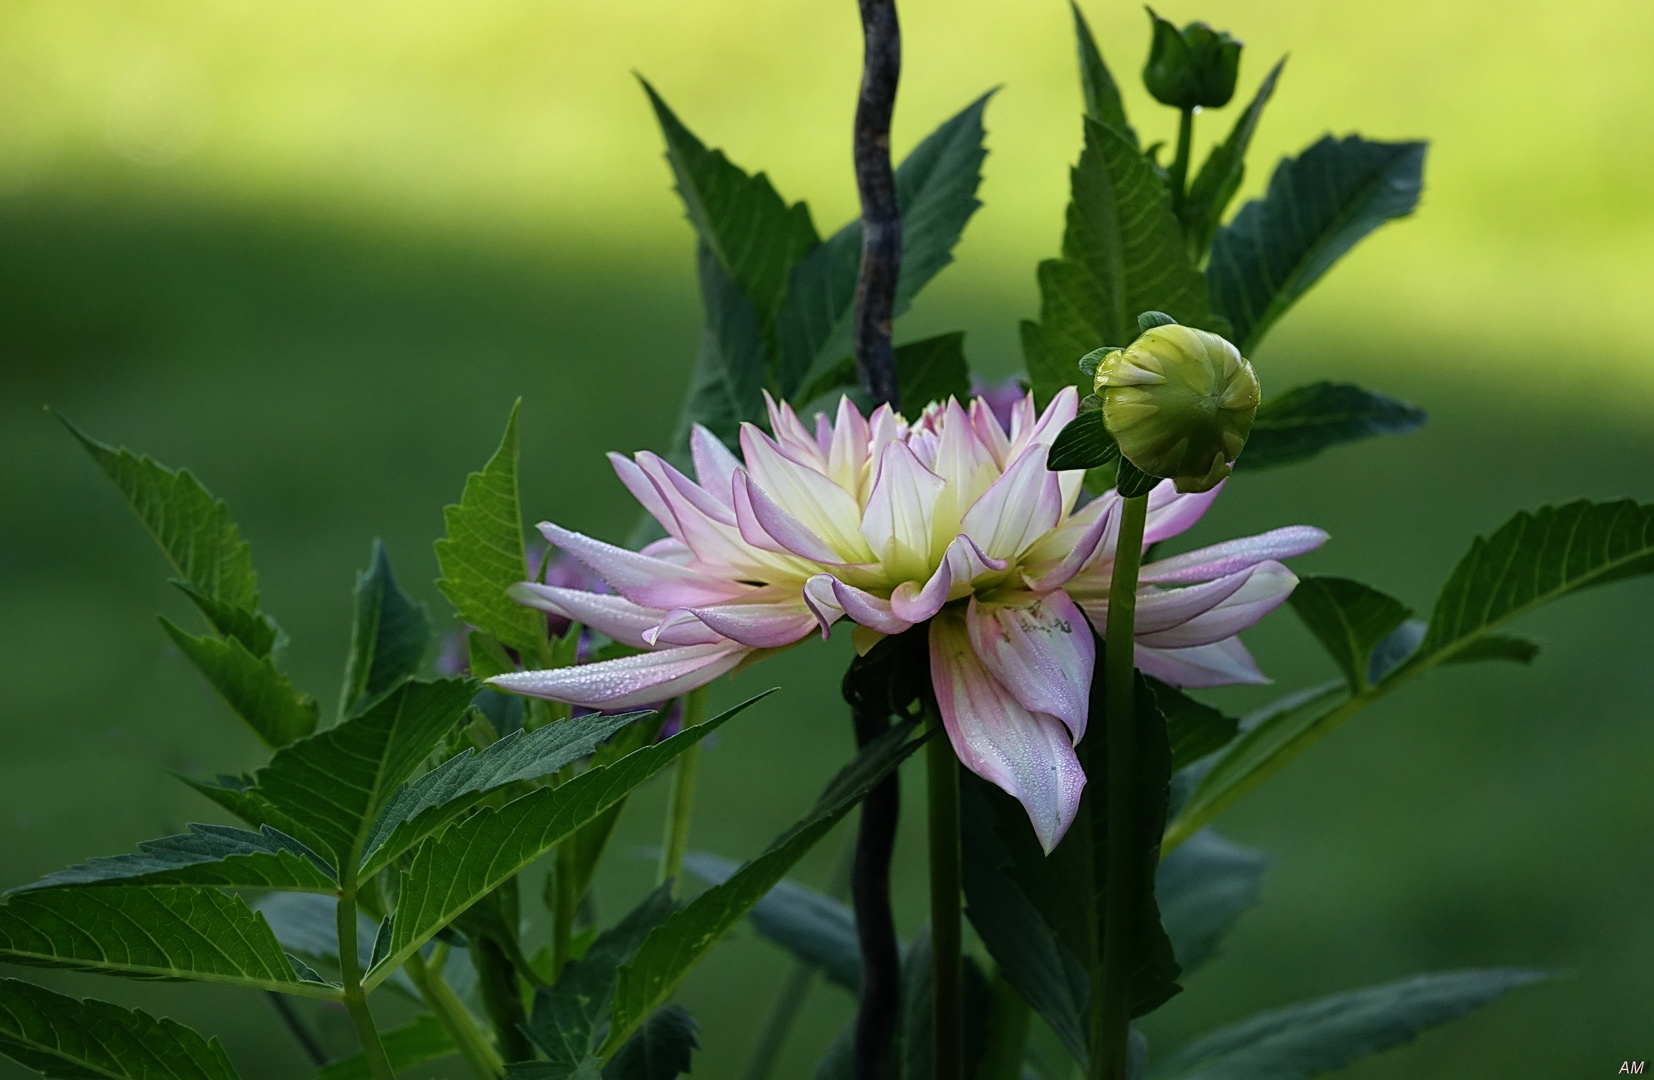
850, 707, 901, 1080
853, 0, 903, 410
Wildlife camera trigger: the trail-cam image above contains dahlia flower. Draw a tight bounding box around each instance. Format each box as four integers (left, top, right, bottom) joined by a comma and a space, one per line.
491, 388, 1324, 850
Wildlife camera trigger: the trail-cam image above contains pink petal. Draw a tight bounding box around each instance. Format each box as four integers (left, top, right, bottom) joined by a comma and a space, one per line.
508, 582, 717, 648
961, 444, 1063, 561
732, 468, 844, 564
968, 396, 1013, 468
1130, 574, 1254, 635
826, 396, 871, 494
649, 594, 822, 649
1136, 563, 1299, 649
609, 453, 680, 542
764, 390, 829, 470
538, 522, 750, 608
965, 590, 1095, 742
802, 574, 846, 638
489, 642, 748, 709
689, 424, 741, 510
890, 558, 953, 624
829, 579, 913, 635
929, 609, 1087, 853
637, 451, 736, 527
1141, 480, 1225, 545
640, 537, 694, 565
741, 425, 874, 561
860, 440, 946, 577
1139, 526, 1329, 584
1022, 496, 1120, 592
1134, 638, 1267, 688
1010, 385, 1078, 459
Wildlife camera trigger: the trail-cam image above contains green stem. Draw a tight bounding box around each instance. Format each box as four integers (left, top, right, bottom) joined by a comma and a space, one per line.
1168, 108, 1194, 213
470, 935, 535, 1064
336, 880, 396, 1080
657, 686, 711, 893
1093, 493, 1149, 1080
927, 722, 963, 1080
551, 839, 578, 979
406, 948, 505, 1079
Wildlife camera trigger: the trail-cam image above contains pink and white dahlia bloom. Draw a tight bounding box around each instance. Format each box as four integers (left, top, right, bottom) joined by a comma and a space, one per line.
491, 388, 1325, 850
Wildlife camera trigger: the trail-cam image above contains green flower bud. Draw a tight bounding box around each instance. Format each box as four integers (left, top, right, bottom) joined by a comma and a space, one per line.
1092, 320, 1260, 493
1142, 8, 1242, 110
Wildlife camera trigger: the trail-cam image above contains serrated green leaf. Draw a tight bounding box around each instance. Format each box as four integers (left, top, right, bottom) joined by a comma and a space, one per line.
1207, 136, 1426, 353
1024, 118, 1213, 407
250, 678, 477, 869
60, 416, 260, 626
895, 332, 973, 411
360, 709, 649, 880
1287, 577, 1412, 693
1181, 60, 1284, 261
435, 402, 548, 661
1408, 499, 1654, 675
159, 618, 319, 750
169, 583, 277, 659
1155, 830, 1267, 973
0, 886, 330, 997
776, 94, 992, 399
372, 693, 773, 987
601, 720, 929, 1057
1236, 382, 1426, 471
318, 1014, 454, 1080
339, 541, 431, 720
11, 824, 335, 894
1071, 2, 1135, 145
1148, 970, 1548, 1080
0, 977, 241, 1079
1150, 679, 1239, 772
667, 242, 772, 454
174, 774, 283, 834
603, 1005, 698, 1080
681, 853, 859, 992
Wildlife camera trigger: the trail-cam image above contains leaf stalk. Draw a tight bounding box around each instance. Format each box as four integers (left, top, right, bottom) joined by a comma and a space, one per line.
335, 877, 397, 1080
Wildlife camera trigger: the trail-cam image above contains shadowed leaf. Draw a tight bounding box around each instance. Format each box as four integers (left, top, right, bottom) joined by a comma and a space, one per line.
1236, 383, 1426, 471
11, 824, 335, 894
160, 619, 319, 749
0, 977, 241, 1079
339, 541, 431, 719
1287, 577, 1412, 692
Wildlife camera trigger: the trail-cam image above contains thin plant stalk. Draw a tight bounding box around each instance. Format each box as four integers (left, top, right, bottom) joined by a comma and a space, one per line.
926, 722, 963, 1080
264, 992, 327, 1067
658, 686, 711, 892
406, 947, 505, 1079
551, 837, 578, 978
1167, 108, 1194, 213
1092, 492, 1150, 1080
335, 873, 396, 1080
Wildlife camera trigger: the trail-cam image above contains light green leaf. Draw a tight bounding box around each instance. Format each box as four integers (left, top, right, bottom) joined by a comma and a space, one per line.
159, 618, 319, 750
776, 95, 991, 399
0, 886, 332, 997
1287, 577, 1412, 693
339, 541, 431, 720
895, 332, 973, 411
371, 693, 773, 987
1181, 60, 1284, 261
1070, 1, 1135, 145
359, 709, 649, 879
1023, 118, 1213, 408
0, 977, 241, 1079
601, 720, 929, 1057
1148, 970, 1548, 1080
10, 824, 335, 894
318, 1015, 454, 1080
435, 402, 547, 661
1235, 382, 1426, 471
1207, 136, 1426, 353
250, 678, 478, 869
1407, 499, 1654, 676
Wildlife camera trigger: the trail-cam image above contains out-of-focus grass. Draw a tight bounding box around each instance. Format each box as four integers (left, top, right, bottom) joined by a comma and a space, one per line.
1, 1, 1652, 1077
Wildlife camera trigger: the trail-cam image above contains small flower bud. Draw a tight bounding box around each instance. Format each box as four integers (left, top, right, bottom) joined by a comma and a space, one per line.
1092, 320, 1260, 493
1142, 9, 1242, 111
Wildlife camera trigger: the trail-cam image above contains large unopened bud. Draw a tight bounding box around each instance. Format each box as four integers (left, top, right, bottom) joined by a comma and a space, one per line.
1142, 9, 1242, 111
1093, 320, 1260, 493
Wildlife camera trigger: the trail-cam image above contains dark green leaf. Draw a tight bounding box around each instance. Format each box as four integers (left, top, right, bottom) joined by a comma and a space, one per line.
0, 887, 328, 996
680, 853, 859, 992
1071, 2, 1136, 145
1181, 60, 1284, 260
1287, 577, 1412, 692
0, 977, 240, 1079
1149, 970, 1548, 1080
435, 402, 547, 661
360, 709, 648, 879
601, 721, 930, 1056
159, 619, 319, 750
1236, 383, 1426, 471
895, 931, 993, 1080
11, 824, 335, 894
1408, 500, 1654, 676
777, 95, 991, 398
1114, 456, 1162, 499
667, 242, 772, 454
603, 1005, 698, 1080
895, 332, 973, 411
318, 1015, 454, 1080
339, 541, 431, 720
1444, 633, 1540, 667
1048, 409, 1120, 473
1155, 830, 1267, 973
373, 693, 772, 986
1208, 136, 1426, 353
1148, 679, 1239, 772
1163, 683, 1348, 851
251, 678, 477, 869
1023, 117, 1213, 408
169, 583, 277, 660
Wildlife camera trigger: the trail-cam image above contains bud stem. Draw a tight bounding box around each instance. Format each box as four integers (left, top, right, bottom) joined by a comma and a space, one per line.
1093, 492, 1149, 1080
1168, 107, 1194, 214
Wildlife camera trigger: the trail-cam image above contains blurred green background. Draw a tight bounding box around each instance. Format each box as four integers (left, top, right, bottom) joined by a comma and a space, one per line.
2, 1, 1651, 1076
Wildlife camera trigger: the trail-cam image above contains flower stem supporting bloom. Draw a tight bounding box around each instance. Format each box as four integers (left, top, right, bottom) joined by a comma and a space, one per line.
1168, 107, 1194, 215
927, 720, 964, 1080
1094, 492, 1150, 1080
658, 686, 711, 894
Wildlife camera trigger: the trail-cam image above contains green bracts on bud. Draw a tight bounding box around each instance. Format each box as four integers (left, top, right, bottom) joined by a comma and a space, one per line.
1143, 8, 1242, 110
1093, 320, 1260, 493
